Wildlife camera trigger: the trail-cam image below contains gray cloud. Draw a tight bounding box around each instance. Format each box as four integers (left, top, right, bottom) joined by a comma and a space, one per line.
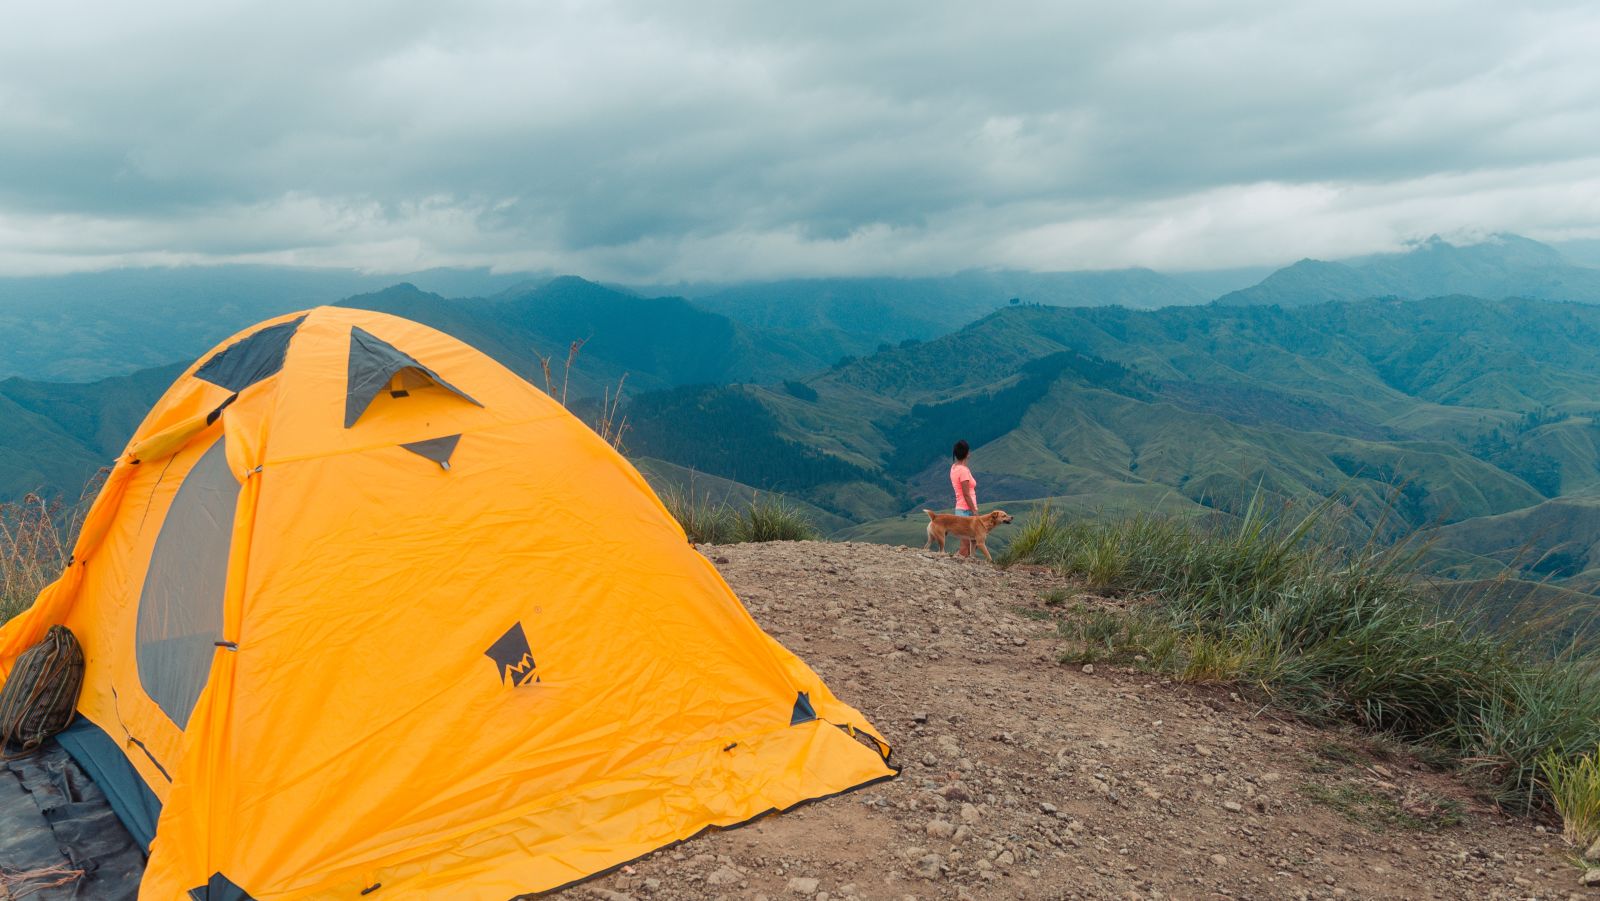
2, 0, 1599, 278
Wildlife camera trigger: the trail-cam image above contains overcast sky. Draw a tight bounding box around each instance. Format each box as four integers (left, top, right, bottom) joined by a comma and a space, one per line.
3, 0, 1599, 280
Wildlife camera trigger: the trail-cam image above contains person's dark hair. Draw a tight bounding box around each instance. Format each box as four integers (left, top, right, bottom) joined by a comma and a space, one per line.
953, 440, 969, 461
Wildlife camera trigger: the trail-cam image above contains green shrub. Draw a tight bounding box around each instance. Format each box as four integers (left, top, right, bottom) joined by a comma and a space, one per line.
1006, 495, 1600, 813
737, 496, 817, 543
1039, 587, 1072, 607
1541, 744, 1600, 847
661, 488, 816, 545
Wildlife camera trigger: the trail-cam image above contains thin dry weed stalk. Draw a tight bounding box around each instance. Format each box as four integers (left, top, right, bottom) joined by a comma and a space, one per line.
534, 338, 628, 451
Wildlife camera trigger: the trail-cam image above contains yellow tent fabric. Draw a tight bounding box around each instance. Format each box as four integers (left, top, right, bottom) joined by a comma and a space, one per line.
0, 307, 896, 900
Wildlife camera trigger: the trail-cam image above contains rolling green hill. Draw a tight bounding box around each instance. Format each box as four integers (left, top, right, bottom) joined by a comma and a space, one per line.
0, 364, 185, 501
622, 297, 1600, 585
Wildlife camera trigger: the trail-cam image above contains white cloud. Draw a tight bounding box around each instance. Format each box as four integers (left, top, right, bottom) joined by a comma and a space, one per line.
1, 0, 1598, 278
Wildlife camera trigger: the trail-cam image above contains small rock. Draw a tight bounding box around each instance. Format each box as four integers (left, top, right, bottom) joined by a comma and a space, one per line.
1587, 836, 1600, 862
1081, 664, 1095, 675
787, 876, 821, 895
1209, 853, 1228, 867
713, 556, 730, 565
941, 784, 973, 803
960, 802, 982, 824
996, 849, 1015, 867
926, 819, 957, 839
912, 711, 929, 723
1040, 801, 1058, 815
1194, 744, 1212, 757
1222, 800, 1243, 813
1583, 868, 1600, 887
1012, 636, 1027, 646
922, 752, 938, 767
706, 866, 743, 886
916, 853, 943, 879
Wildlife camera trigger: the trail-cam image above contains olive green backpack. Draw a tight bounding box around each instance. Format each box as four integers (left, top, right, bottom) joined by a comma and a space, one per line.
0, 625, 85, 758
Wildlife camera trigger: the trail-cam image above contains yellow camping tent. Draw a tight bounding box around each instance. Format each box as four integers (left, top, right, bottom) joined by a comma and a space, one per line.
0, 307, 896, 900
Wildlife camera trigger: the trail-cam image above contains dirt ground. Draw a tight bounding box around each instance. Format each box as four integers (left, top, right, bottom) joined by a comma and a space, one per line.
565, 541, 1594, 901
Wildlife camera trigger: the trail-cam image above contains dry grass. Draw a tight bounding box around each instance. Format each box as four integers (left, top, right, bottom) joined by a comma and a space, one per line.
0, 472, 102, 627
1, 494, 69, 626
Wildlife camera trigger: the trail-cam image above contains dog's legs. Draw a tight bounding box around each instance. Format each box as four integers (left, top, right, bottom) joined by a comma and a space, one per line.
977, 539, 994, 563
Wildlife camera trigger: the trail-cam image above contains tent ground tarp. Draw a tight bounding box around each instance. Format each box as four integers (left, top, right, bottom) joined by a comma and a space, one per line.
0, 738, 144, 901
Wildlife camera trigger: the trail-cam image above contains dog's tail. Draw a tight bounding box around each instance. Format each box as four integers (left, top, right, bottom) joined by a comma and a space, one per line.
923, 509, 937, 519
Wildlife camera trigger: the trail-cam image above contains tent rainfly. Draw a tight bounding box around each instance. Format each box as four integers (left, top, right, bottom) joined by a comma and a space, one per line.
0, 307, 896, 900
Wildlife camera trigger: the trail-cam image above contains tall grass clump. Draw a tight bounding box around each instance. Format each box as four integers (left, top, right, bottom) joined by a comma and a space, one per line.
660, 486, 740, 545
1003, 494, 1600, 817
737, 495, 817, 542
661, 487, 817, 545
1541, 745, 1600, 847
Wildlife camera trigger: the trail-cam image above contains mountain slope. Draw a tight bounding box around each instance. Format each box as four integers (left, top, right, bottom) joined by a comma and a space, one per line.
342, 277, 853, 397
686, 268, 1209, 354
0, 265, 542, 381
624, 296, 1600, 546
0, 364, 185, 500
1220, 234, 1600, 307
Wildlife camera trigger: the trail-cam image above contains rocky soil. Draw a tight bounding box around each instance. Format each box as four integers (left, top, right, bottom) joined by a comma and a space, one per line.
565, 541, 1594, 901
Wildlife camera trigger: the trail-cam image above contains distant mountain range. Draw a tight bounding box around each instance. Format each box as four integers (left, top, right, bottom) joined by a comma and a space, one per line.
6, 233, 1600, 383
680, 269, 1210, 354
1219, 234, 1600, 307
8, 235, 1600, 602
0, 265, 541, 381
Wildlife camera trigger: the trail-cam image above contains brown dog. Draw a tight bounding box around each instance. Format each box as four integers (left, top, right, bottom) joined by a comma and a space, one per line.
923, 509, 1013, 562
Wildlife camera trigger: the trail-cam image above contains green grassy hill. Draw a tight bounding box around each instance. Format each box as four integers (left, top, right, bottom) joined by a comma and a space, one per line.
621, 297, 1600, 602
0, 364, 184, 500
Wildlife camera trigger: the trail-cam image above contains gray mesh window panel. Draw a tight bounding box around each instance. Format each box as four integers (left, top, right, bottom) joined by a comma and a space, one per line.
135, 437, 240, 730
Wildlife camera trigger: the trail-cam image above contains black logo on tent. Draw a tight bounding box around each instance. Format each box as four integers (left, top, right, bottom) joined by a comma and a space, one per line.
486, 623, 538, 686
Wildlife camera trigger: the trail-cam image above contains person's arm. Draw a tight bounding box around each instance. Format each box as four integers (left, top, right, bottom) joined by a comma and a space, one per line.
962, 480, 977, 511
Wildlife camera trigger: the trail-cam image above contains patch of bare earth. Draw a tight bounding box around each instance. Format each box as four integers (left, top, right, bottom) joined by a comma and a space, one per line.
565, 541, 1591, 901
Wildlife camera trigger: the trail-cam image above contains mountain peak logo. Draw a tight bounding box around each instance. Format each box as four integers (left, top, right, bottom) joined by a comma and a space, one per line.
486, 622, 539, 686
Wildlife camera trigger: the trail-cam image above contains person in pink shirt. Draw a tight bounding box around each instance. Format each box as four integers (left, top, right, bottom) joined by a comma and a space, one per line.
949, 439, 978, 557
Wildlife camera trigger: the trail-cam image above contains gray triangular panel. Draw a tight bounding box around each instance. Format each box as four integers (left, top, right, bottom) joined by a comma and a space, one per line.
401, 434, 461, 469
194, 316, 306, 392
345, 326, 482, 428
